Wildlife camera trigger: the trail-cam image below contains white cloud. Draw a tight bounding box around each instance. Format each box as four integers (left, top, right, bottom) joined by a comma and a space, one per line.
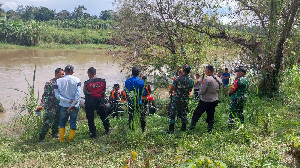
2, 2, 19, 10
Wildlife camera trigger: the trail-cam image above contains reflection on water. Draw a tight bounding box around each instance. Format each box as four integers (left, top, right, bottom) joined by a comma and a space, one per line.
0, 49, 126, 122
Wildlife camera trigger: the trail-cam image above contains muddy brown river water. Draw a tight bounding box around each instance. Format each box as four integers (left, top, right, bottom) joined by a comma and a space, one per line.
0, 49, 126, 122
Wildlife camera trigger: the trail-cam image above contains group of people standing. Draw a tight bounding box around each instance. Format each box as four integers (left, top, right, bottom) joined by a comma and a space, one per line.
166, 65, 249, 133
36, 65, 154, 142
36, 63, 249, 142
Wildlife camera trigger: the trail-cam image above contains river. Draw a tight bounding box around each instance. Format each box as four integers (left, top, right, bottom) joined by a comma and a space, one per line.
0, 49, 127, 122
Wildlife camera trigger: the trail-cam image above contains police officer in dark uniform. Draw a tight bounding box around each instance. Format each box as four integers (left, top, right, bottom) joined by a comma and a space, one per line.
84, 67, 110, 138
190, 65, 222, 132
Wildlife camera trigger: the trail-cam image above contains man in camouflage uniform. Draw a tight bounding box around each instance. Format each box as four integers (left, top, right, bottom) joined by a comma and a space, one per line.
167, 65, 194, 134
36, 68, 64, 142
228, 67, 249, 128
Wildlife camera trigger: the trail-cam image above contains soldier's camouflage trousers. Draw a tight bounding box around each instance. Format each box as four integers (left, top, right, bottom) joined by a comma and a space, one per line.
229, 98, 245, 127
39, 106, 60, 140
169, 98, 189, 124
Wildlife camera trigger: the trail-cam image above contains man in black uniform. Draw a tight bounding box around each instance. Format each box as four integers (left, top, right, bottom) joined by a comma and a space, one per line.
84, 67, 110, 138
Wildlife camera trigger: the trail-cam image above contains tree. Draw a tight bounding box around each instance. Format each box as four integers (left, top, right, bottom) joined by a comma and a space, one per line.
20, 6, 38, 21
72, 5, 87, 19
34, 7, 55, 21
116, 0, 300, 96
100, 10, 113, 20
180, 0, 300, 96
55, 10, 71, 20
115, 0, 194, 74
0, 4, 5, 17
6, 10, 20, 20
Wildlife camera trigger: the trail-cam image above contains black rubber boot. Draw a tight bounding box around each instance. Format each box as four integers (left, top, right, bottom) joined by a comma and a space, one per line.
103, 120, 110, 135
180, 124, 186, 132
90, 133, 97, 138
166, 124, 175, 134
141, 123, 146, 133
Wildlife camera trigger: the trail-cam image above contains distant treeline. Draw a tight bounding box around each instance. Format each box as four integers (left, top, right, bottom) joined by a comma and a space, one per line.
0, 4, 114, 21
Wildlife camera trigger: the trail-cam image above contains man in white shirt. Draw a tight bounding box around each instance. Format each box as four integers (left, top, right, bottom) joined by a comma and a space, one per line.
54, 65, 81, 142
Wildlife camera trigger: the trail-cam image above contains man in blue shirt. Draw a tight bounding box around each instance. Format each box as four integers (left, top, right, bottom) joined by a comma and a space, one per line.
222, 68, 230, 88
54, 65, 81, 142
125, 67, 145, 132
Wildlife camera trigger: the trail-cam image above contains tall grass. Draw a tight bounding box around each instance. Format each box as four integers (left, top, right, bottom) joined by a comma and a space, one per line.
9, 65, 44, 140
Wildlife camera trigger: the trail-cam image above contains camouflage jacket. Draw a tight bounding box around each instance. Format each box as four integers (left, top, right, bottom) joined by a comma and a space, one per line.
172, 74, 194, 101
40, 78, 60, 109
230, 75, 249, 102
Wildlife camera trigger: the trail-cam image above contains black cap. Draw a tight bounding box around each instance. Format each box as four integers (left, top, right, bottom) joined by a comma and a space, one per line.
132, 66, 140, 76
206, 65, 214, 72
64, 65, 74, 73
234, 67, 247, 73
113, 84, 120, 88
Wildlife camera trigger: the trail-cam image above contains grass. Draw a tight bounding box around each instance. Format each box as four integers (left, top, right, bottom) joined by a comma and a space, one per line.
0, 93, 299, 167
0, 42, 119, 50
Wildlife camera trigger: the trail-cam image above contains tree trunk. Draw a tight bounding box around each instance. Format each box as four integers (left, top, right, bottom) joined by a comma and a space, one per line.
259, 0, 299, 97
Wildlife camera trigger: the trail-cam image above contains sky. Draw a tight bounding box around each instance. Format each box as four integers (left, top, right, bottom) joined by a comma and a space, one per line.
1, 0, 115, 16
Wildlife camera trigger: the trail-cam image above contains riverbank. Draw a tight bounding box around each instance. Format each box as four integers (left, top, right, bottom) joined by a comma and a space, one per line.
0, 42, 119, 50
0, 94, 299, 167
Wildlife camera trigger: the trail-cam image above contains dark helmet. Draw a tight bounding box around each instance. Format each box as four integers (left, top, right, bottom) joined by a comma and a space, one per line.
234, 67, 247, 73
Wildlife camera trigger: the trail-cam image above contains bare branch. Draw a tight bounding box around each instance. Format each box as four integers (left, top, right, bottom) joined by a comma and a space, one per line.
236, 0, 267, 30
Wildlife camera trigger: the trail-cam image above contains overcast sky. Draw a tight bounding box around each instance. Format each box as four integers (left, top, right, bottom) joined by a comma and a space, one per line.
1, 0, 114, 16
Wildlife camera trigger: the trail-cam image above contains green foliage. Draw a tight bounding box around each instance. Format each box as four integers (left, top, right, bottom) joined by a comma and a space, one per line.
40, 26, 110, 45
280, 64, 300, 111
180, 156, 227, 168
100, 10, 114, 21
0, 18, 113, 46
34, 7, 55, 21
0, 19, 40, 46
45, 19, 114, 29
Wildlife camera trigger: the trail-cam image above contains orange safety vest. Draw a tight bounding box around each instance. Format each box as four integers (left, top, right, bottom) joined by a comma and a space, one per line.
120, 90, 127, 102
142, 84, 151, 100
110, 90, 121, 103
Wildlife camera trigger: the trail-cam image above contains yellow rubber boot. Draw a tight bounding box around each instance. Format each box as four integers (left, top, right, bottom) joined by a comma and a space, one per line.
68, 129, 76, 142
59, 127, 65, 143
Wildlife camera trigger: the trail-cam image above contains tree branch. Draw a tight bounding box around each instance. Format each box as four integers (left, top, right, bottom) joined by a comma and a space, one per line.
236, 0, 267, 30
180, 22, 259, 52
